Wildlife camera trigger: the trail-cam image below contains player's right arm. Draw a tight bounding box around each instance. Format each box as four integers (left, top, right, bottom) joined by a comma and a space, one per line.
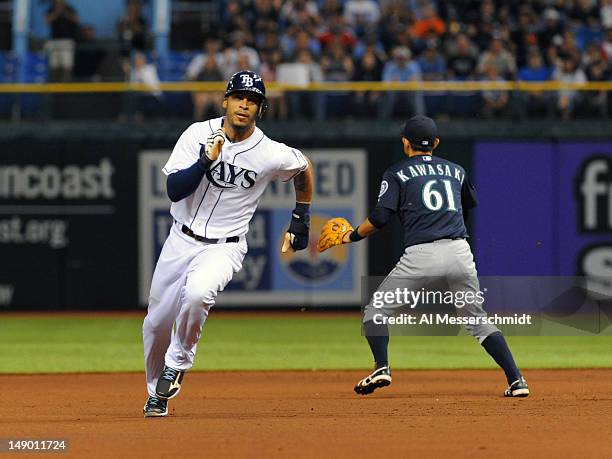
343, 172, 399, 243
164, 122, 225, 202
319, 170, 399, 251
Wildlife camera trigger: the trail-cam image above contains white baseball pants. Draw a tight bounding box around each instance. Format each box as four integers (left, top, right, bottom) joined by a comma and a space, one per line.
143, 221, 247, 396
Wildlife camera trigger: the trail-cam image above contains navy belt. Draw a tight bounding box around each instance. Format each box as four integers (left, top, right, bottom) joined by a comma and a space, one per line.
181, 224, 239, 244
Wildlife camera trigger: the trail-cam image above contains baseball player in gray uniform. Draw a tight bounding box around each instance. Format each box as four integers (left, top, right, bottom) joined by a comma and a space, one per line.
142, 70, 314, 417
320, 116, 529, 398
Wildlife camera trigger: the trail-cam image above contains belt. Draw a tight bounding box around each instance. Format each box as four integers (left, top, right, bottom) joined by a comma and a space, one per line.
433, 237, 465, 243
409, 237, 465, 247
181, 224, 240, 244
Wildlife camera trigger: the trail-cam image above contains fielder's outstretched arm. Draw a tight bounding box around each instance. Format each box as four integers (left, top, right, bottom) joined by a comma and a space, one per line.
343, 206, 394, 243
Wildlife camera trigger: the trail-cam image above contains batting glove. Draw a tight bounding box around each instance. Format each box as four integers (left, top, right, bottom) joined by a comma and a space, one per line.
282, 202, 310, 252
200, 128, 225, 167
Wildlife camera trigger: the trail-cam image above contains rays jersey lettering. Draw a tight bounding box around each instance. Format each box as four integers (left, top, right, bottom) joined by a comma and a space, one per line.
162, 117, 308, 239
205, 160, 258, 189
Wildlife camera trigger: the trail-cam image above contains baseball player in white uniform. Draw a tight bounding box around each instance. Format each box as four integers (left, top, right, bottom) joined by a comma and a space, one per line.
142, 70, 314, 417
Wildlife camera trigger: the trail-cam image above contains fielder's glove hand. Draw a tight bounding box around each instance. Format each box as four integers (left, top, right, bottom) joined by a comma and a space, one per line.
317, 217, 353, 253
282, 203, 310, 253
200, 128, 225, 165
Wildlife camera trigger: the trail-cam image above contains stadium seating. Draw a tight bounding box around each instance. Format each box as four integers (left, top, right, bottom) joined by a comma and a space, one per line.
155, 51, 196, 117
0, 52, 16, 116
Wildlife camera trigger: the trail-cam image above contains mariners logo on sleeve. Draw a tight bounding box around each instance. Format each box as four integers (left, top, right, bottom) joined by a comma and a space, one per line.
378, 180, 389, 199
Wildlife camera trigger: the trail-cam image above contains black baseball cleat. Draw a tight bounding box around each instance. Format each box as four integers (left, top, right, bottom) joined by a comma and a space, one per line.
354, 366, 392, 395
155, 366, 185, 399
143, 396, 168, 418
504, 376, 530, 397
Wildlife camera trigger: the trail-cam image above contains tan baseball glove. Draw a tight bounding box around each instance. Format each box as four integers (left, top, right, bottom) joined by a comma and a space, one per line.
317, 217, 353, 253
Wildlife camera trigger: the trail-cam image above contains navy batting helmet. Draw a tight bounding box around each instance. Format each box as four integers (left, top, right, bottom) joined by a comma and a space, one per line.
225, 70, 268, 117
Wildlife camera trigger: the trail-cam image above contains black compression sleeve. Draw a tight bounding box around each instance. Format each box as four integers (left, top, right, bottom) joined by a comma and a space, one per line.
166, 160, 207, 202
368, 207, 394, 229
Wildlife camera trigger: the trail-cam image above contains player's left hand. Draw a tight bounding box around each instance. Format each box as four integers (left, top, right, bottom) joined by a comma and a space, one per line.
281, 203, 310, 253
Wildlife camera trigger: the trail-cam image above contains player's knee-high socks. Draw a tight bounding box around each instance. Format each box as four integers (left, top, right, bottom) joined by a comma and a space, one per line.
481, 332, 522, 384
364, 320, 390, 368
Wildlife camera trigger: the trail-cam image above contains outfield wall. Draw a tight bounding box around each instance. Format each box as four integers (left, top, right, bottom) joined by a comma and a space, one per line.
0, 125, 610, 310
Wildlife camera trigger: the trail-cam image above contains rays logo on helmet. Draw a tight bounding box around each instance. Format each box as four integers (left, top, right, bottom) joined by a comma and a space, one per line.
241, 75, 254, 87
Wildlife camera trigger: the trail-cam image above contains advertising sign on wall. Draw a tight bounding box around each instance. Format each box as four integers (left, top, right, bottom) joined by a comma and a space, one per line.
0, 144, 136, 309
474, 142, 612, 288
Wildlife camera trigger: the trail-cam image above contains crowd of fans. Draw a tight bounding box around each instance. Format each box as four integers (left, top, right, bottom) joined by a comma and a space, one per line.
42, 0, 612, 120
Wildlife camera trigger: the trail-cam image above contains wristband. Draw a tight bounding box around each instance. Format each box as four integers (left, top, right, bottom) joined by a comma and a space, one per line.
293, 202, 311, 216
199, 144, 215, 170
349, 226, 365, 242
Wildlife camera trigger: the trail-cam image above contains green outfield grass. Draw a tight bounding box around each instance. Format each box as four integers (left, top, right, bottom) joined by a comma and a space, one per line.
1, 314, 611, 373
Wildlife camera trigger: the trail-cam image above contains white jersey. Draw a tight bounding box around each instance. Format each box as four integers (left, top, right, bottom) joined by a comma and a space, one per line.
162, 117, 308, 239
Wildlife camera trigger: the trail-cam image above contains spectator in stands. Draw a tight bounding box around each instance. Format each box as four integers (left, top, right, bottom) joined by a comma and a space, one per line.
418, 41, 446, 81
321, 40, 354, 82
380, 45, 425, 118
418, 40, 448, 117
518, 50, 554, 117
602, 0, 612, 29
251, 0, 282, 27
569, 0, 600, 26
557, 30, 582, 63
281, 29, 321, 61
379, 0, 412, 51
123, 52, 163, 121
467, 0, 497, 51
477, 36, 517, 79
481, 64, 509, 118
511, 4, 539, 68
603, 27, 612, 62
320, 39, 354, 118
284, 49, 325, 120
584, 45, 610, 116
45, 0, 81, 82
319, 0, 344, 17
185, 39, 224, 121
222, 31, 261, 80
222, 1, 251, 37
257, 29, 281, 58
446, 33, 478, 80
538, 8, 565, 52
118, 0, 147, 59
280, 0, 319, 28
352, 45, 384, 117
582, 41, 604, 68
412, 5, 446, 41
352, 29, 385, 60
553, 57, 587, 119
260, 49, 287, 120
343, 0, 381, 34
73, 25, 105, 82
186, 38, 223, 81
317, 14, 358, 50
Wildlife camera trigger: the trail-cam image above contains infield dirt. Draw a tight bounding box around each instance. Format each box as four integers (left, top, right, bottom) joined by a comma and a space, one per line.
3, 369, 612, 458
